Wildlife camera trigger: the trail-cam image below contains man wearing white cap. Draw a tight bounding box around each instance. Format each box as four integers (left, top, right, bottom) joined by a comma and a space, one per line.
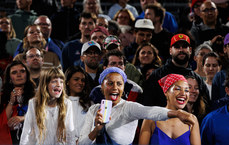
123, 19, 154, 63
81, 40, 103, 88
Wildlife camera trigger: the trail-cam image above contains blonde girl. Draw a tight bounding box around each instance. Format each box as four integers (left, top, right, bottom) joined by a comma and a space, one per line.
20, 67, 74, 145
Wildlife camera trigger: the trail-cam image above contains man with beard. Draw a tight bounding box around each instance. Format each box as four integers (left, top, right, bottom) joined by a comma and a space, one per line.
142, 34, 210, 108
123, 19, 154, 63
62, 12, 96, 72
80, 40, 102, 89
24, 47, 44, 87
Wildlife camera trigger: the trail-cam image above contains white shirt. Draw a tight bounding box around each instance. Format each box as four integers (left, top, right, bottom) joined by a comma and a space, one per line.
20, 98, 74, 145
68, 96, 89, 141
78, 99, 169, 145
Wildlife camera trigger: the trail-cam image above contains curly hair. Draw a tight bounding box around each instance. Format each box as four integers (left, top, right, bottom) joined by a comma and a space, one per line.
22, 24, 46, 51
0, 61, 36, 113
35, 67, 66, 143
132, 42, 162, 67
65, 66, 92, 112
113, 8, 135, 27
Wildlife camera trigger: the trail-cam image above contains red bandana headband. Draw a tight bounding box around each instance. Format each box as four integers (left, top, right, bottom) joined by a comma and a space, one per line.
158, 74, 188, 94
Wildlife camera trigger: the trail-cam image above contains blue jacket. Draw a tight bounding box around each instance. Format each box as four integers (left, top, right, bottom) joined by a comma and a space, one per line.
212, 70, 226, 102
201, 105, 229, 145
137, 11, 178, 33
61, 39, 83, 72
14, 38, 63, 62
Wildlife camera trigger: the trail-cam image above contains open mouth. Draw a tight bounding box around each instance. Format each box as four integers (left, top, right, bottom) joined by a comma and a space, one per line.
54, 88, 61, 94
110, 93, 119, 101
176, 97, 186, 105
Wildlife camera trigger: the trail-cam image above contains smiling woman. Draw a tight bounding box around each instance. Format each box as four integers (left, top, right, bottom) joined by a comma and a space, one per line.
78, 68, 198, 145
65, 66, 93, 142
139, 74, 201, 145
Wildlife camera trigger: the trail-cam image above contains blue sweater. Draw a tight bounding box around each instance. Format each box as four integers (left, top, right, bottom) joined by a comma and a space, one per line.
201, 105, 229, 145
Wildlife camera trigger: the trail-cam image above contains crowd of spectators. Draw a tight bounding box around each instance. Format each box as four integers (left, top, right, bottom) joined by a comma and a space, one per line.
1, 0, 229, 144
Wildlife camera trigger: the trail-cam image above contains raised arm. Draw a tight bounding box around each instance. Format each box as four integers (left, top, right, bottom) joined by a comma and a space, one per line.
125, 102, 196, 126
78, 105, 102, 145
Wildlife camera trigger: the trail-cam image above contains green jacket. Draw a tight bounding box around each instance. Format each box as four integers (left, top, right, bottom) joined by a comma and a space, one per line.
9, 9, 37, 39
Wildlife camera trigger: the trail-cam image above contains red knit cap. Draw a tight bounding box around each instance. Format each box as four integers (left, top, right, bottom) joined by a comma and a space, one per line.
158, 74, 188, 94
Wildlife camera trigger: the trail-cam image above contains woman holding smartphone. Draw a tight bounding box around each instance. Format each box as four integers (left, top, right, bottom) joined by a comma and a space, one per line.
78, 67, 197, 145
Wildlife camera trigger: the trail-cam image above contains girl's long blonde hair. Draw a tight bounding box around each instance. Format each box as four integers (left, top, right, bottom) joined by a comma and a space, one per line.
35, 67, 67, 143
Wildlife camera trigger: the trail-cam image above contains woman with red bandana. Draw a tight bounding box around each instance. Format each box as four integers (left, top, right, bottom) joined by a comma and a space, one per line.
78, 68, 197, 145
139, 74, 201, 145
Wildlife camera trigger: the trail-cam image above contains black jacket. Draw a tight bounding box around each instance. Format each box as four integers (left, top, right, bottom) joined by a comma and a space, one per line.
142, 59, 210, 107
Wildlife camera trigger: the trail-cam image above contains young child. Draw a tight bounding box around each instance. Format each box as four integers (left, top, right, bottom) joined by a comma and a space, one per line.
20, 67, 74, 144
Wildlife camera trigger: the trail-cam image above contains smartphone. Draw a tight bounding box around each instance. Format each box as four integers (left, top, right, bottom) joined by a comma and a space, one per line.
100, 99, 112, 123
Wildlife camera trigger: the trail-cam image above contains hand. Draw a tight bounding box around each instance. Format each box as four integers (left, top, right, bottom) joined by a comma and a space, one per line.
12, 87, 24, 104
211, 35, 223, 44
9, 90, 17, 105
176, 110, 196, 126
7, 116, 24, 128
94, 109, 105, 133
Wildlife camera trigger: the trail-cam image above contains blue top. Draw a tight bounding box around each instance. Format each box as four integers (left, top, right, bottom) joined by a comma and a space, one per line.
201, 105, 229, 145
150, 122, 191, 145
14, 38, 63, 62
137, 11, 178, 33
61, 39, 83, 72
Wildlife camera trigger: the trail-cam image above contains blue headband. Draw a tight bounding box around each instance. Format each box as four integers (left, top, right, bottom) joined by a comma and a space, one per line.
99, 67, 127, 84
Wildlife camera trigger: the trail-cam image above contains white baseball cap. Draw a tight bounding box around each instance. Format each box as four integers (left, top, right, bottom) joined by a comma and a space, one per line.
135, 19, 154, 30
81, 41, 101, 56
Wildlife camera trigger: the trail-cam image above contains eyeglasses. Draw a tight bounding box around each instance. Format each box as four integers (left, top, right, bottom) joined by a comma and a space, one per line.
201, 7, 216, 13
27, 54, 42, 59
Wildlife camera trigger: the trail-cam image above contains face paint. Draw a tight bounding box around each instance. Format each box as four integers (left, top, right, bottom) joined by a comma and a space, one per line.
48, 78, 64, 99
101, 73, 124, 104
166, 81, 189, 110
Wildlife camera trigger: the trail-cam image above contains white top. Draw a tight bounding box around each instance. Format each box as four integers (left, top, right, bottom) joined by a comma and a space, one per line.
20, 98, 74, 145
68, 96, 89, 141
108, 3, 139, 19
78, 99, 169, 145
206, 83, 212, 100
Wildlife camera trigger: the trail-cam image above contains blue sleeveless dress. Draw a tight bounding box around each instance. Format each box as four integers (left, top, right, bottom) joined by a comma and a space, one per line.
150, 122, 191, 145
